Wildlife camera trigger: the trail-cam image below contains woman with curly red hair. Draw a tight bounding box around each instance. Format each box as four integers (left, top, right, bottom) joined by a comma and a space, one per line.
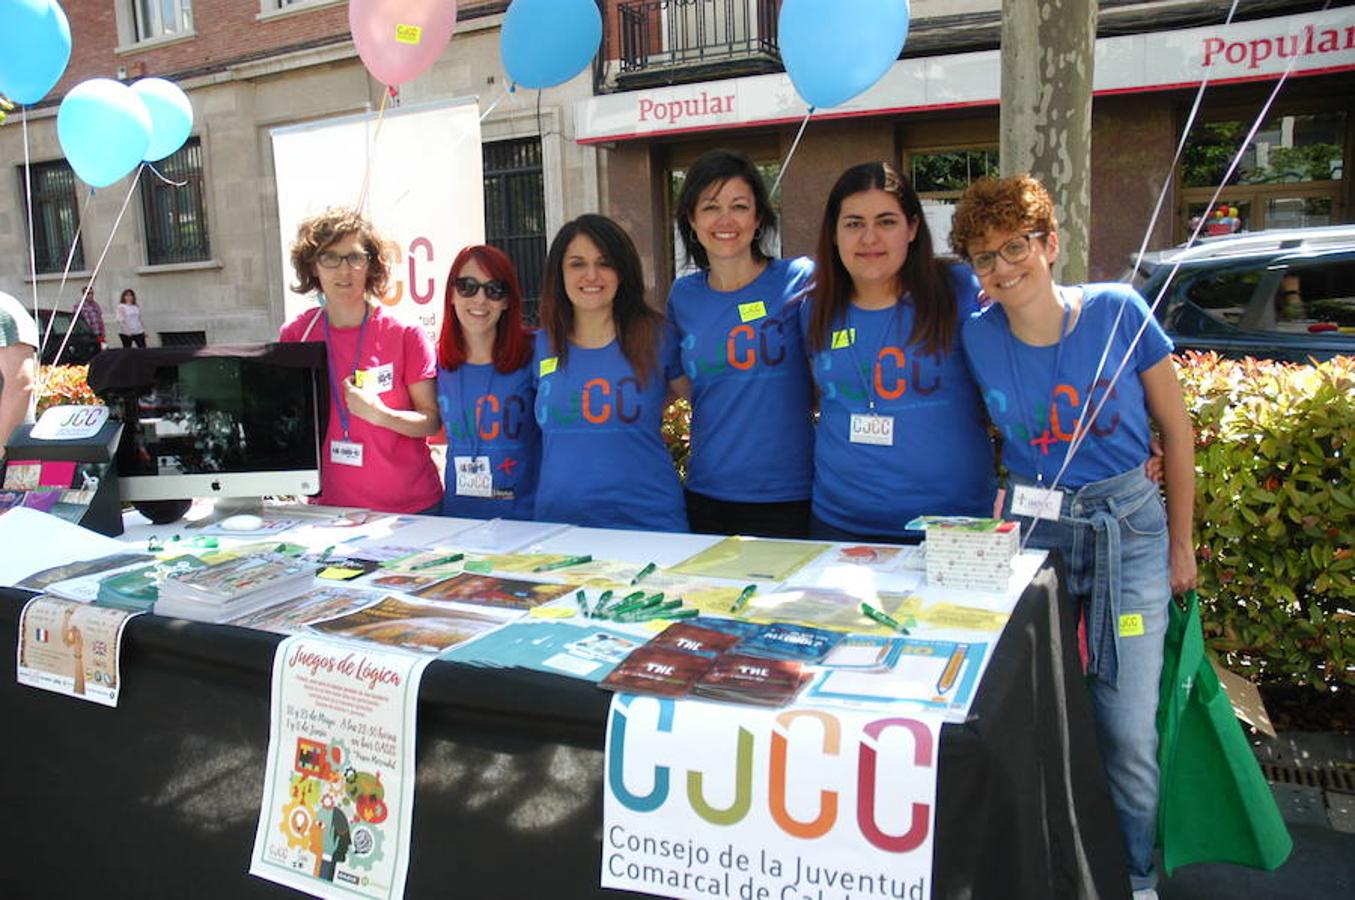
435, 244, 539, 519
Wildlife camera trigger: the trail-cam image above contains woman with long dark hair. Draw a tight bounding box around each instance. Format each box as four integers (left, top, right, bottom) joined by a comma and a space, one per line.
435, 244, 539, 520
667, 149, 815, 537
533, 214, 687, 531
803, 161, 995, 541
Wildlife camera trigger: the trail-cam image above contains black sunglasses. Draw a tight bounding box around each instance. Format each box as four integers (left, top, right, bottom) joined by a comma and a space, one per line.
454, 276, 509, 302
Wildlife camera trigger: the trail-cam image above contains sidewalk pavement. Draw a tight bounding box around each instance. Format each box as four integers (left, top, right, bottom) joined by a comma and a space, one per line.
1160, 731, 1355, 900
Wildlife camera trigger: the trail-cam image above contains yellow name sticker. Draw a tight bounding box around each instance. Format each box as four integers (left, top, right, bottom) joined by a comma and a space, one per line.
1118, 613, 1145, 637
395, 24, 423, 45
831, 327, 857, 350
539, 357, 559, 377
318, 567, 364, 581
738, 301, 767, 323
529, 606, 575, 619
352, 368, 370, 388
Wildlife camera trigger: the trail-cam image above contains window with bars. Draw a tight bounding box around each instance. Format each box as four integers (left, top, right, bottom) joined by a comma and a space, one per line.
20, 160, 85, 274
132, 0, 193, 42
141, 138, 211, 265
482, 138, 547, 323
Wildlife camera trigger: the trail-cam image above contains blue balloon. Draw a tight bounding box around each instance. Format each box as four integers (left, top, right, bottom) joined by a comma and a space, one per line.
779, 0, 910, 109
131, 78, 194, 161
501, 0, 602, 90
57, 79, 152, 188
0, 0, 72, 104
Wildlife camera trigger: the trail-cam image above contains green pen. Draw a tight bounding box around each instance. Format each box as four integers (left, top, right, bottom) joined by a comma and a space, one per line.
532, 554, 593, 572
660, 607, 700, 620
630, 562, 657, 585
575, 590, 589, 616
412, 552, 464, 571
631, 600, 685, 622
589, 589, 615, 618
610, 592, 662, 618
860, 602, 910, 635
729, 584, 757, 614
318, 544, 335, 561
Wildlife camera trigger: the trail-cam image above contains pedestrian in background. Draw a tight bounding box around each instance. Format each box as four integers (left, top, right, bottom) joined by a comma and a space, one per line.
77, 284, 106, 349
116, 288, 147, 348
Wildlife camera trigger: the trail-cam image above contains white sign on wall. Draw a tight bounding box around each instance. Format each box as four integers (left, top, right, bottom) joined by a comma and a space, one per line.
575, 9, 1355, 143
272, 97, 484, 342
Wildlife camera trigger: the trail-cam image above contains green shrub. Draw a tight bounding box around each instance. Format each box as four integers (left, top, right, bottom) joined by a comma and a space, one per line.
1177, 351, 1354, 692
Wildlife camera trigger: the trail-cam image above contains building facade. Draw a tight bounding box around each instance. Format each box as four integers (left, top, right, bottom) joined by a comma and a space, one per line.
1, 0, 601, 344
582, 0, 1355, 288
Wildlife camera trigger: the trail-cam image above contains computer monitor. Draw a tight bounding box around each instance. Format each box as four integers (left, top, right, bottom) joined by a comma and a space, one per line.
89, 343, 326, 505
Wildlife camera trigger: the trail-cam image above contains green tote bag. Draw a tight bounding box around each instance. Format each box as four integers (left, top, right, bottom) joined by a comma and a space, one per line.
1155, 589, 1293, 874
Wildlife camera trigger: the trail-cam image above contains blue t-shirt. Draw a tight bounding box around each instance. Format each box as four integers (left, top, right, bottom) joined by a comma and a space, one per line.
436, 361, 540, 520
667, 256, 815, 502
962, 282, 1174, 488
531, 328, 688, 532
802, 265, 996, 536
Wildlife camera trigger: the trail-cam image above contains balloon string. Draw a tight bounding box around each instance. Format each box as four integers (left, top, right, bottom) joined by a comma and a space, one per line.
37, 165, 144, 398
770, 107, 814, 198
21, 107, 40, 324
354, 89, 391, 215
480, 84, 512, 122
145, 163, 187, 187
34, 167, 98, 361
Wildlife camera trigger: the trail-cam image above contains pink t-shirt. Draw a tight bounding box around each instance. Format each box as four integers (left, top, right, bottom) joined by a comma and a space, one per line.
279, 305, 442, 513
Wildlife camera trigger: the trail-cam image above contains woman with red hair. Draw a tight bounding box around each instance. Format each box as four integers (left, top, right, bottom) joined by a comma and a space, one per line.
435, 245, 539, 519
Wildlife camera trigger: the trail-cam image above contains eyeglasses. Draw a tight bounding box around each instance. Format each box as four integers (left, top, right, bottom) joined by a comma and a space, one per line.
317, 251, 371, 270
968, 232, 1046, 276
454, 276, 509, 302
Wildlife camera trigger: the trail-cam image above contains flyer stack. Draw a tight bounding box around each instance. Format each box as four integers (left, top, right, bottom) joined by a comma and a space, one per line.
156, 554, 317, 623
919, 517, 1019, 591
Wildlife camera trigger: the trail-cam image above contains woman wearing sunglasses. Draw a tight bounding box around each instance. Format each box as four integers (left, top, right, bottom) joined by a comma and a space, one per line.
802, 162, 995, 542
533, 214, 687, 532
435, 245, 539, 520
950, 174, 1195, 900
667, 148, 815, 537
280, 208, 442, 514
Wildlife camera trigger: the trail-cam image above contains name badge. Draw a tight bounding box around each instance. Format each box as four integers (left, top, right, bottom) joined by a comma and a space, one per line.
831, 327, 857, 350
454, 455, 493, 498
330, 440, 365, 467
539, 357, 558, 377
1011, 484, 1064, 521
355, 363, 395, 393
849, 413, 894, 446
738, 301, 767, 322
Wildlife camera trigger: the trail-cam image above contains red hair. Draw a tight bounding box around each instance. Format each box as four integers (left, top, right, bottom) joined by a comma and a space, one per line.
437, 244, 533, 373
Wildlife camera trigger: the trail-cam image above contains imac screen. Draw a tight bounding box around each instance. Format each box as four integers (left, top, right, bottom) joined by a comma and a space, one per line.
111, 354, 323, 501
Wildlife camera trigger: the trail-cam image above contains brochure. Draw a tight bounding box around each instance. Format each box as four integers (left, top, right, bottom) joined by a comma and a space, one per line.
668, 535, 830, 582
411, 572, 574, 611
308, 595, 507, 654
17, 595, 140, 706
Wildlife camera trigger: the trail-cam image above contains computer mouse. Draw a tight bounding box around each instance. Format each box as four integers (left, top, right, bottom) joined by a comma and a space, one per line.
219, 513, 265, 532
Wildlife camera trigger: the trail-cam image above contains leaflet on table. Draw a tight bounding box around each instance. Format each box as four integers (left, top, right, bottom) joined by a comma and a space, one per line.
307, 594, 509, 654
42, 552, 217, 605
602, 695, 939, 900
804, 636, 989, 721
226, 586, 388, 635
0, 508, 131, 586
738, 586, 1012, 636
13, 551, 153, 592
250, 635, 429, 899
16, 595, 139, 706
438, 517, 570, 554
410, 572, 575, 610
668, 536, 831, 582
439, 618, 645, 681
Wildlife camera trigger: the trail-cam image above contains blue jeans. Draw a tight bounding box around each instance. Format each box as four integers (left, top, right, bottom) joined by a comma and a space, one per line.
1003, 464, 1169, 892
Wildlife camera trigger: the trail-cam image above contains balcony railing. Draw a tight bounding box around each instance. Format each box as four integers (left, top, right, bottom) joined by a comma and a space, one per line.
617, 0, 780, 78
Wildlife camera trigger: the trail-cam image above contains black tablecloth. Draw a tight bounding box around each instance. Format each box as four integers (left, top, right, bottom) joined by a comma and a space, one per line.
0, 561, 1128, 898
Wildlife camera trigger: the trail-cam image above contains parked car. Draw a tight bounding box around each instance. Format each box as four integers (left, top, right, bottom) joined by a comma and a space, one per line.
36, 308, 102, 365
1126, 225, 1355, 363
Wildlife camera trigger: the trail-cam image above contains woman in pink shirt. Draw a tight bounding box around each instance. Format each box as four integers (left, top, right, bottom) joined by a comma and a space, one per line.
279, 208, 442, 513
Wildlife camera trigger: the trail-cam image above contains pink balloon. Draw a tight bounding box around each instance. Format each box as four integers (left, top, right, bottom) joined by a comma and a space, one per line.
350, 0, 458, 86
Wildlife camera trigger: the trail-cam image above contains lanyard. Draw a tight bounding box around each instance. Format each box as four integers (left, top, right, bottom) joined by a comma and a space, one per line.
456, 364, 496, 458
322, 306, 370, 440
1003, 298, 1070, 484
844, 301, 902, 413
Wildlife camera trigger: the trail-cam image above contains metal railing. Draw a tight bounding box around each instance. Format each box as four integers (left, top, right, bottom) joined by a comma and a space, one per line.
617, 0, 780, 74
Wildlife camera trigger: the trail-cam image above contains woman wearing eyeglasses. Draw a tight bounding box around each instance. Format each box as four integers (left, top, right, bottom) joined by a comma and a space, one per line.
434, 245, 539, 520
280, 208, 442, 514
533, 214, 687, 532
802, 161, 995, 542
950, 174, 1196, 900
667, 148, 815, 537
